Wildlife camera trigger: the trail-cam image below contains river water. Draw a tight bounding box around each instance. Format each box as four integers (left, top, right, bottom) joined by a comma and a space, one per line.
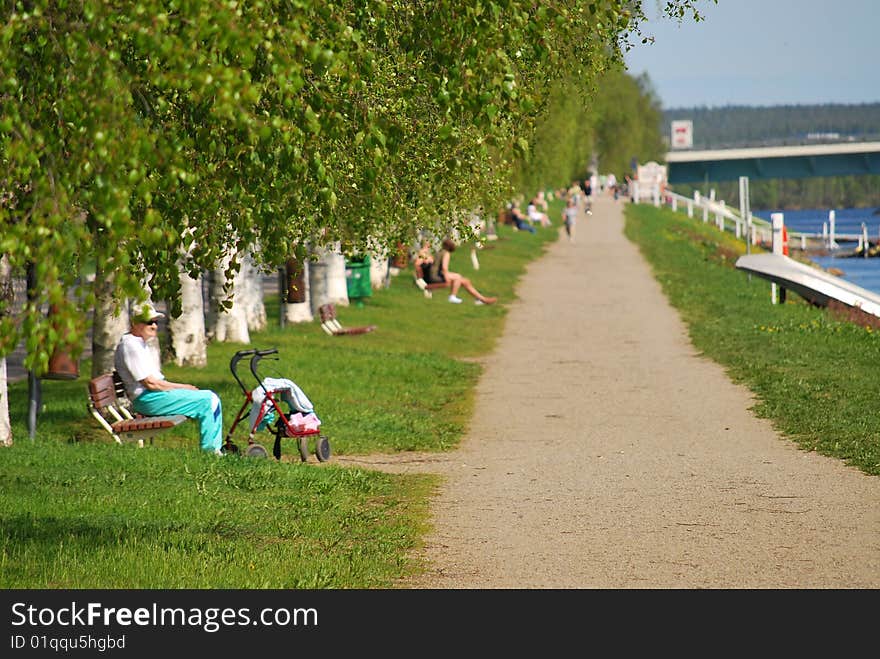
754, 206, 880, 295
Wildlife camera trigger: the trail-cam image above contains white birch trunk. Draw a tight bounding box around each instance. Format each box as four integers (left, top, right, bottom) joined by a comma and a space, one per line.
91, 265, 129, 378
282, 257, 313, 324
0, 254, 10, 446
242, 250, 267, 332
169, 266, 207, 367
308, 246, 349, 316
368, 239, 389, 290
209, 251, 250, 344
0, 357, 9, 447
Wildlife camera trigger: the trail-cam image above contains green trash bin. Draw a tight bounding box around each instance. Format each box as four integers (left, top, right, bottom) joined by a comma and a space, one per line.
345, 256, 372, 305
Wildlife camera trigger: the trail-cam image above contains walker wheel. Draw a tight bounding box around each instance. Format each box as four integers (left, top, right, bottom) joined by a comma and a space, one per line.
223, 442, 240, 455
244, 443, 269, 458
315, 435, 331, 462
298, 436, 310, 463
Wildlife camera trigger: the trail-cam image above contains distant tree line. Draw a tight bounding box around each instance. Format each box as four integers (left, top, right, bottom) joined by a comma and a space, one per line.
663, 103, 880, 148
659, 102, 880, 209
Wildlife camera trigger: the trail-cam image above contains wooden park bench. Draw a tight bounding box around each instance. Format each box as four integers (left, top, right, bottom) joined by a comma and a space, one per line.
413, 260, 450, 299
87, 372, 188, 447
318, 303, 376, 336
414, 276, 448, 298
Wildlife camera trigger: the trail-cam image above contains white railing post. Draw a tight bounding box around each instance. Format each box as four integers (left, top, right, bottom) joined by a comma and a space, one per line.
771, 212, 786, 304
738, 176, 749, 247
829, 210, 838, 249
687, 198, 694, 218
671, 196, 677, 212
716, 200, 725, 231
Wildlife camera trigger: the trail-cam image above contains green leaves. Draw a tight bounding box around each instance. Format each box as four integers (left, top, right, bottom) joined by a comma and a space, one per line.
0, 0, 700, 359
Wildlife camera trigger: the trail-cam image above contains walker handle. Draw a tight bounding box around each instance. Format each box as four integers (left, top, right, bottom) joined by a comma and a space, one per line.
229, 349, 258, 393
250, 347, 280, 388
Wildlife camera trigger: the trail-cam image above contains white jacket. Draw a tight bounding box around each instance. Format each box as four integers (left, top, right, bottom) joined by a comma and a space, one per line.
248, 377, 316, 432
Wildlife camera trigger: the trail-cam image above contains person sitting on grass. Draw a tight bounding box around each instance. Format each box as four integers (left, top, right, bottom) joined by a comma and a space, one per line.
527, 197, 551, 227
435, 238, 497, 305
413, 239, 435, 282
114, 302, 225, 455
412, 239, 437, 296
507, 203, 536, 233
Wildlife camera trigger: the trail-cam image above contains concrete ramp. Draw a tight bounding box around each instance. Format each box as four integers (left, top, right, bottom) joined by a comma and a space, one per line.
736, 252, 880, 318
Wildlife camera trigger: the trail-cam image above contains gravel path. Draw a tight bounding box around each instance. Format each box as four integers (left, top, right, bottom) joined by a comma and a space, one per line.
343, 194, 880, 588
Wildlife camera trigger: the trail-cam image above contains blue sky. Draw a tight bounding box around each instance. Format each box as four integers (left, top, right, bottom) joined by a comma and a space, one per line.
623, 0, 880, 109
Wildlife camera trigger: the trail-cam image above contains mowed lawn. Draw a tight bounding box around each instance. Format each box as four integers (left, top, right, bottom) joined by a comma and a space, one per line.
0, 210, 561, 588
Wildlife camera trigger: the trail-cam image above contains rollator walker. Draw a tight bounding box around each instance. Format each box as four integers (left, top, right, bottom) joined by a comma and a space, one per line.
222, 348, 331, 462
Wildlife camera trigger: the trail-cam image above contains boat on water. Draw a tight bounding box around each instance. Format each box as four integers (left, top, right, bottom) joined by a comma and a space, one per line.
734, 253, 880, 318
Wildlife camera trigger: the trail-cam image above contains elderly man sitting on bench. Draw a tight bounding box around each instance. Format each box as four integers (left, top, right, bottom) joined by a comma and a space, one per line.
114, 302, 224, 454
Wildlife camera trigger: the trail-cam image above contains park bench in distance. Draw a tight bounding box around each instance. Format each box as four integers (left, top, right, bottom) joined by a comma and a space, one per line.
87, 372, 189, 447
318, 303, 376, 336
413, 254, 451, 299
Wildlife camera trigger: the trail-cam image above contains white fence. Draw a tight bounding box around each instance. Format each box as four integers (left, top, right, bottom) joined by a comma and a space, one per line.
646, 189, 865, 252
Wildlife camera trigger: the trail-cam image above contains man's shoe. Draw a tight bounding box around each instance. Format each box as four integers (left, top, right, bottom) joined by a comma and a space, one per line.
448, 295, 463, 304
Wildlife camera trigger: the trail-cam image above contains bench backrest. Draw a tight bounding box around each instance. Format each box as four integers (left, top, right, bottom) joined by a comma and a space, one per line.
318, 303, 336, 322
88, 372, 131, 410
88, 373, 119, 410
317, 303, 376, 336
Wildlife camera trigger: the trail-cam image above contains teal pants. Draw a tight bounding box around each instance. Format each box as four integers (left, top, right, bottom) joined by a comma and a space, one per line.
133, 389, 223, 452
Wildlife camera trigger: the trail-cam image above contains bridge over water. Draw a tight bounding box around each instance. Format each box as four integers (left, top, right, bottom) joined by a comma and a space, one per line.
665, 141, 880, 184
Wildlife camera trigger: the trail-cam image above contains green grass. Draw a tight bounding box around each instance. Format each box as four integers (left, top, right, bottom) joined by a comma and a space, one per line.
7, 197, 878, 590
0, 441, 434, 588
625, 202, 880, 476
0, 210, 560, 588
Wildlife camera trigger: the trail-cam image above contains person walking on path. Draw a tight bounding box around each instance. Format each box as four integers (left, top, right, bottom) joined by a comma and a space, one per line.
400, 194, 880, 588
561, 196, 578, 242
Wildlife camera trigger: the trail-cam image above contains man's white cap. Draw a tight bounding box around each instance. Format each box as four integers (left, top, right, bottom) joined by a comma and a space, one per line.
131, 301, 165, 323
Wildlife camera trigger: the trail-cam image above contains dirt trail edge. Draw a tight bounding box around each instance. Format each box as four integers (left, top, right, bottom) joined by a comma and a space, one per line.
342, 195, 880, 588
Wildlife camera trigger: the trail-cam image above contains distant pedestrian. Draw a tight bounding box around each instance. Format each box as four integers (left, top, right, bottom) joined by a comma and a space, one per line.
562, 197, 578, 243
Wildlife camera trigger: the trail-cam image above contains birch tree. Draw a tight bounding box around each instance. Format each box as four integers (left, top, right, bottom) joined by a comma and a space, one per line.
169, 268, 207, 368
90, 266, 129, 378
368, 238, 390, 291
282, 254, 313, 325
209, 252, 250, 345
241, 250, 267, 333
0, 254, 12, 446
308, 247, 349, 317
